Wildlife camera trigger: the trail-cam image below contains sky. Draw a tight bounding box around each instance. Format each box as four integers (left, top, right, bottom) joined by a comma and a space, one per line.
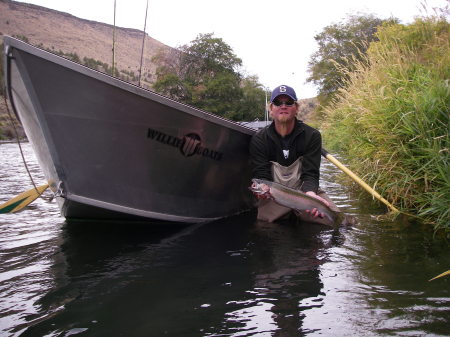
16, 0, 449, 98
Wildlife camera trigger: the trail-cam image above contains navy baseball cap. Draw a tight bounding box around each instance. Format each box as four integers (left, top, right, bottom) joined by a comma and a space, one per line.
270, 85, 297, 102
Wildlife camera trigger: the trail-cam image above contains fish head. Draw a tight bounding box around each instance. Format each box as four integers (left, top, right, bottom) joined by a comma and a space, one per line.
249, 179, 271, 197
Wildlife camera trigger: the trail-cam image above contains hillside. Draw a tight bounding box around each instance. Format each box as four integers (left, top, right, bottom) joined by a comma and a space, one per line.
0, 0, 171, 83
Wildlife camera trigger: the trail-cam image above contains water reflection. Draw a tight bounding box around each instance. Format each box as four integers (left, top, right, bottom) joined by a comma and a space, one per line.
301, 219, 450, 337
244, 221, 338, 337
17, 220, 200, 336
1, 143, 449, 337
12, 212, 341, 337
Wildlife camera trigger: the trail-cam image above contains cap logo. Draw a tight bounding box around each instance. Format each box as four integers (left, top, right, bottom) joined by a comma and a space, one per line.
270, 84, 297, 102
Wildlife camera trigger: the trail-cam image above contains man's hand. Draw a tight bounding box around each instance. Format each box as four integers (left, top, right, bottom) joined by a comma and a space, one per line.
304, 191, 329, 218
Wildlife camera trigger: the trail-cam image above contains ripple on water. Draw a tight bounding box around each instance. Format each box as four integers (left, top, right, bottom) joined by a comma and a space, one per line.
1, 143, 64, 336
1, 143, 449, 337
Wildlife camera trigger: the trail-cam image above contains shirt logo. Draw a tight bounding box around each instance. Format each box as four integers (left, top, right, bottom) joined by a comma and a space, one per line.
283, 149, 289, 159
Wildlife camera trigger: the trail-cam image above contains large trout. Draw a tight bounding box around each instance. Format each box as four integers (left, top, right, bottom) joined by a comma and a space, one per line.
250, 178, 341, 225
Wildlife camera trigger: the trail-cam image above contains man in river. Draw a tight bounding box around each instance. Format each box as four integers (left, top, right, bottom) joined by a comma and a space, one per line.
249, 84, 339, 223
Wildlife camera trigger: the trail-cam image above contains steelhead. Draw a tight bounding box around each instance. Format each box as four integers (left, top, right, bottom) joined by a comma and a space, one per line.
250, 178, 340, 225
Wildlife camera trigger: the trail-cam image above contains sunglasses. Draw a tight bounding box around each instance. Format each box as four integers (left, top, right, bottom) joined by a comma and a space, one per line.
272, 99, 295, 107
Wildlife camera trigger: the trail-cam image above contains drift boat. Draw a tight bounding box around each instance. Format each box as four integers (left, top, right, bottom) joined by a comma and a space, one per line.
4, 36, 255, 223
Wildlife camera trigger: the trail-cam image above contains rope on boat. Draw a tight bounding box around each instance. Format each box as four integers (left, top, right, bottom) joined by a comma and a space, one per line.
2, 94, 49, 201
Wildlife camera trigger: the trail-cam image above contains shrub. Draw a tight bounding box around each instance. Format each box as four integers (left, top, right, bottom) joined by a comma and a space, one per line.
321, 17, 449, 232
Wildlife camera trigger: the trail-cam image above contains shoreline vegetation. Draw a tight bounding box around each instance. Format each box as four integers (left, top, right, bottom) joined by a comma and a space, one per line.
321, 16, 449, 234
0, 97, 25, 140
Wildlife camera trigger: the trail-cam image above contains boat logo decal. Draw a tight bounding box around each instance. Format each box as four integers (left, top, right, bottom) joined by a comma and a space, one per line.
147, 128, 223, 161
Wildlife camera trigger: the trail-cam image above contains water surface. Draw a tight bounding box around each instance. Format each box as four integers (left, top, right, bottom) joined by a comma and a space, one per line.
1, 143, 448, 336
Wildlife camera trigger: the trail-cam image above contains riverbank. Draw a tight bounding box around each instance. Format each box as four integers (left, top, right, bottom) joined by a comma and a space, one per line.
0, 95, 25, 140
321, 18, 449, 233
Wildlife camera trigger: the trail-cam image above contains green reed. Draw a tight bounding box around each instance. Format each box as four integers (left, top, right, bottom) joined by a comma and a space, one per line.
321, 17, 449, 233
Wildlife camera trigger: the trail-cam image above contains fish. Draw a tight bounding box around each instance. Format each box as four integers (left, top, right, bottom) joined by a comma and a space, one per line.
250, 178, 341, 225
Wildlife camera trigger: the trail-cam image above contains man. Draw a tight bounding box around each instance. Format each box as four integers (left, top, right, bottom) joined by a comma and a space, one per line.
249, 84, 335, 223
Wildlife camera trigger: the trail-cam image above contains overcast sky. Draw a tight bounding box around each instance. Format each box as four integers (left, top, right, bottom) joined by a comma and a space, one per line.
16, 0, 449, 98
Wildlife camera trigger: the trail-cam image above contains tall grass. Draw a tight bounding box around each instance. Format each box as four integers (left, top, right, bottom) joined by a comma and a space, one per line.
321, 17, 449, 233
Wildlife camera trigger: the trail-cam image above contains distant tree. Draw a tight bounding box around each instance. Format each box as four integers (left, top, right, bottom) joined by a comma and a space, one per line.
67, 52, 81, 63
180, 33, 242, 83
153, 70, 188, 101
225, 75, 267, 121
178, 33, 243, 116
153, 33, 266, 119
83, 57, 100, 70
307, 13, 398, 106
12, 34, 29, 43
196, 71, 242, 115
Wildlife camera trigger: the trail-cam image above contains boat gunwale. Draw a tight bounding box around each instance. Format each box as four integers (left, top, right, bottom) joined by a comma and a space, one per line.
3, 36, 256, 136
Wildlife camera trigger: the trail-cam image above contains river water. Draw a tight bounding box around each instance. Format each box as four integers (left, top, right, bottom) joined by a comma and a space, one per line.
0, 142, 449, 337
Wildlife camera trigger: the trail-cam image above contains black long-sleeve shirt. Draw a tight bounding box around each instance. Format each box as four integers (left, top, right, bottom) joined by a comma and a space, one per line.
249, 119, 322, 193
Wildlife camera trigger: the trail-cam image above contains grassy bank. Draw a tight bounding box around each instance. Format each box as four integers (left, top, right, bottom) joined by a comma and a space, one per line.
321, 17, 449, 233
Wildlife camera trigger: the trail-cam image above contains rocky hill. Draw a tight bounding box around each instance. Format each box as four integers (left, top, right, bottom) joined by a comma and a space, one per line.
0, 0, 171, 84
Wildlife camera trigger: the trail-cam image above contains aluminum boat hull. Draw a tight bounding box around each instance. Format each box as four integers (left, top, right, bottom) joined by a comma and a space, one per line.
4, 36, 256, 223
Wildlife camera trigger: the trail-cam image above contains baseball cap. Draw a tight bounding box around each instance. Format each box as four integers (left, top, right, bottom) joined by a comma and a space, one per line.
270, 85, 297, 102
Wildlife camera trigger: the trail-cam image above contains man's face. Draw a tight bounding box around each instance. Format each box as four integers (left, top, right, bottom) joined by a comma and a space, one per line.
270, 95, 298, 124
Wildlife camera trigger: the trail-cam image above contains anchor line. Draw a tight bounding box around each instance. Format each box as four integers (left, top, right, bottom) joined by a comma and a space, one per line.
3, 94, 50, 202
